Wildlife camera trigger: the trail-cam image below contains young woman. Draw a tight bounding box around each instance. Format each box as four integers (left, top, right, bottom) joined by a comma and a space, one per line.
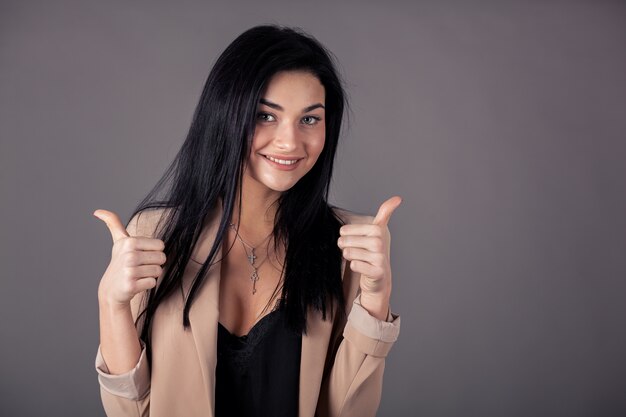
93, 24, 402, 417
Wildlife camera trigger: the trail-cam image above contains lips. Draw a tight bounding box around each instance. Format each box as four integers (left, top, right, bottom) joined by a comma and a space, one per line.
263, 155, 302, 165
261, 154, 303, 170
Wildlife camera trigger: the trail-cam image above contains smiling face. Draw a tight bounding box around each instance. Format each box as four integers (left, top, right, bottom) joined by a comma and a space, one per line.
242, 70, 326, 196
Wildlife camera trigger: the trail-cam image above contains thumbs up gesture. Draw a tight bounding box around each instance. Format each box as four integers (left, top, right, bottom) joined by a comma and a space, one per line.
93, 209, 167, 309
337, 196, 402, 321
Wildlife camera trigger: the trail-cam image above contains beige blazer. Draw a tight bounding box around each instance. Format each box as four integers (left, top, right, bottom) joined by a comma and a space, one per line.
95, 202, 401, 417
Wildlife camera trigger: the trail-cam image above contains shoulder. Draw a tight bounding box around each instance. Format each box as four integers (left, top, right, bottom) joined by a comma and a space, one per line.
126, 207, 175, 238
331, 205, 375, 226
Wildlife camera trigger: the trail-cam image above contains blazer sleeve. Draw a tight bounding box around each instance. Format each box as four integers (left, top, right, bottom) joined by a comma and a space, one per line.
94, 209, 166, 417
317, 293, 401, 417
94, 291, 151, 417
317, 209, 402, 417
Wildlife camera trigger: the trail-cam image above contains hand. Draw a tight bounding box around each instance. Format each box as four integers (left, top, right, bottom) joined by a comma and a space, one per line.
337, 196, 402, 320
93, 209, 166, 309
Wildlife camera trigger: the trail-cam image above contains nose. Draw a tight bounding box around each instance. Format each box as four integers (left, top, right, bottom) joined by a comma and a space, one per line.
273, 122, 298, 151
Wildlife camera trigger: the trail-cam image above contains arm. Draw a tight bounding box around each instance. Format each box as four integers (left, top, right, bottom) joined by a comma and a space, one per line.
317, 290, 401, 417
95, 291, 151, 417
94, 209, 166, 417
318, 205, 402, 416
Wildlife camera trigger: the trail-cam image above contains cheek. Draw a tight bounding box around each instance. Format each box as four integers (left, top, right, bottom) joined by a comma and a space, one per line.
250, 129, 265, 151
248, 130, 268, 160
310, 134, 326, 159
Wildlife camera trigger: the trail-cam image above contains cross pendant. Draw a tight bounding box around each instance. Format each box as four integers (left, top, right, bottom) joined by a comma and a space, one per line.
247, 249, 257, 265
251, 270, 259, 295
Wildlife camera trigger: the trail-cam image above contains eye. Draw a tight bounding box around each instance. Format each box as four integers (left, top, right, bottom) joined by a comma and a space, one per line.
302, 116, 322, 126
256, 112, 275, 122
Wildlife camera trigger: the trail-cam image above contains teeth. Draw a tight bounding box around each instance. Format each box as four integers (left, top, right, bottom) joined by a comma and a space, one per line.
265, 155, 300, 165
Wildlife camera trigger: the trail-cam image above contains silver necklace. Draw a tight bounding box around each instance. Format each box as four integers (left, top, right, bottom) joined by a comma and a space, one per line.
229, 222, 273, 295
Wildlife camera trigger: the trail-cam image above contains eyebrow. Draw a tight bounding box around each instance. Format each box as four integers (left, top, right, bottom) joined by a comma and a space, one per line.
259, 98, 325, 113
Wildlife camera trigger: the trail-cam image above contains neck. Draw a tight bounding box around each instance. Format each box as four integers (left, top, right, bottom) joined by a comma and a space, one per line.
229, 174, 280, 241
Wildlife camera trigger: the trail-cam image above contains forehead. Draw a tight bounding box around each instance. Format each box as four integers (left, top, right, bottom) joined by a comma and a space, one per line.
262, 70, 325, 105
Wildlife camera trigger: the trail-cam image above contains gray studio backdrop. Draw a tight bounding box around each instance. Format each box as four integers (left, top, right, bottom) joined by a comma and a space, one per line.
1, 1, 625, 416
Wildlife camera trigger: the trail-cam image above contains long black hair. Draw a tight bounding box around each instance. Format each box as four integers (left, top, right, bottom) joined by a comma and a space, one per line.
128, 24, 351, 363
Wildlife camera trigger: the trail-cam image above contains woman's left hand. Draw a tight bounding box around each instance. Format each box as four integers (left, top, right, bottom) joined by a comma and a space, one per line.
337, 196, 402, 321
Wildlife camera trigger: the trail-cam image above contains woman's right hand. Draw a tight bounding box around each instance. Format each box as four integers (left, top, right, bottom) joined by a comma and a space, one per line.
93, 209, 166, 308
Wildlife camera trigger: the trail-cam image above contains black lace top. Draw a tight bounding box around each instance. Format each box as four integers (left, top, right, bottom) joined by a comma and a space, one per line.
214, 303, 302, 417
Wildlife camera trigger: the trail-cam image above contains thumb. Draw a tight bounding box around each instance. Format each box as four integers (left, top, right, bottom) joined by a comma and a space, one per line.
93, 209, 130, 243
372, 196, 403, 227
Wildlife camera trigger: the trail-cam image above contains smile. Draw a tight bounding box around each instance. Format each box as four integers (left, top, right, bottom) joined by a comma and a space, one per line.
264, 155, 301, 165
262, 154, 303, 171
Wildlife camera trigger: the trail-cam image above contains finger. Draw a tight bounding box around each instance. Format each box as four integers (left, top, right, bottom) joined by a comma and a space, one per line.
129, 264, 163, 279
134, 277, 158, 292
373, 196, 403, 227
348, 260, 384, 278
93, 209, 130, 243
125, 250, 167, 267
342, 247, 385, 266
338, 235, 383, 253
125, 237, 166, 253
339, 223, 382, 237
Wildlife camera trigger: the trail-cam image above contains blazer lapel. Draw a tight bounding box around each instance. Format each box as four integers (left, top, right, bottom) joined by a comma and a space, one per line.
299, 307, 335, 417
298, 257, 348, 417
186, 201, 224, 416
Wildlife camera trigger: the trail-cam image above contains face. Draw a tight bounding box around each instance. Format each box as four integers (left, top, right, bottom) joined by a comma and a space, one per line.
243, 70, 326, 195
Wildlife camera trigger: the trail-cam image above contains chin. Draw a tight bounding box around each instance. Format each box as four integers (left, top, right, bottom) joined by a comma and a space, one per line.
256, 172, 306, 193
264, 181, 298, 193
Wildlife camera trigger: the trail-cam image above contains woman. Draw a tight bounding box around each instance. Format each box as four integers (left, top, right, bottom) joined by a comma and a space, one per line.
93, 24, 401, 417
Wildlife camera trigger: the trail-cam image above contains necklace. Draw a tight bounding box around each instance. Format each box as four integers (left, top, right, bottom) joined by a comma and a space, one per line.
229, 222, 273, 295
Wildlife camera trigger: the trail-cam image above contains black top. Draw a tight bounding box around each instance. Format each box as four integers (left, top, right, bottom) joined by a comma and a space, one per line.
215, 302, 302, 417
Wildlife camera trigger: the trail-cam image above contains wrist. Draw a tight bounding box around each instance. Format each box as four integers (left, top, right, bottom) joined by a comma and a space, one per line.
98, 296, 131, 314
358, 291, 391, 321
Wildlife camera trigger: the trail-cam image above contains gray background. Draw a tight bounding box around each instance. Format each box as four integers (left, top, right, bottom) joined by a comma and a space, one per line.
1, 0, 625, 416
